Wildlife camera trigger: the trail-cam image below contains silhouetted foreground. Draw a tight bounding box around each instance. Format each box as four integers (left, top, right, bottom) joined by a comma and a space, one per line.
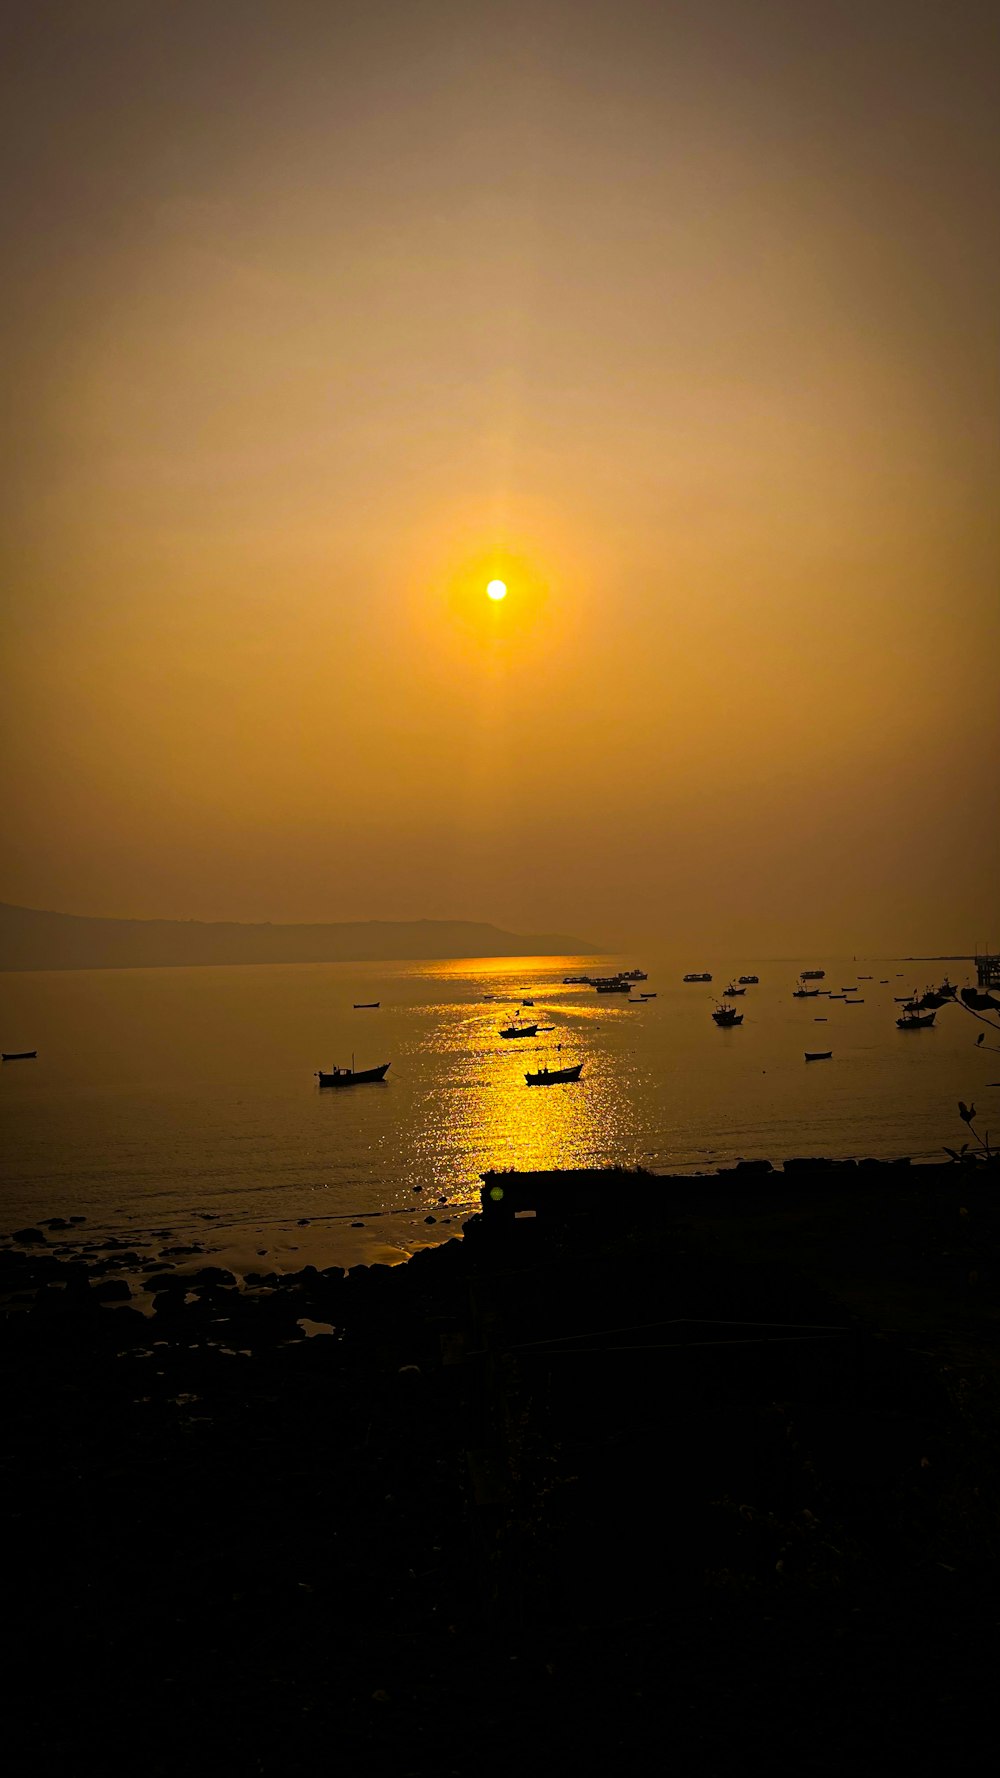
4, 1159, 1000, 1772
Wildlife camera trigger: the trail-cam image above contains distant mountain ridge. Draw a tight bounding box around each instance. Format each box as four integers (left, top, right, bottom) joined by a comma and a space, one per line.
0, 902, 595, 972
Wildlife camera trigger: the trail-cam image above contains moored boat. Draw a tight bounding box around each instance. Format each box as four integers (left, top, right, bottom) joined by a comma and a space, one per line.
683, 972, 712, 982
738, 974, 759, 984
712, 1004, 743, 1026
317, 1061, 390, 1086
896, 1010, 936, 1030
500, 1022, 539, 1039
723, 983, 746, 996
805, 1050, 832, 1061
353, 1001, 380, 1008
2, 1050, 37, 1061
800, 969, 825, 980
525, 1062, 584, 1085
793, 987, 820, 998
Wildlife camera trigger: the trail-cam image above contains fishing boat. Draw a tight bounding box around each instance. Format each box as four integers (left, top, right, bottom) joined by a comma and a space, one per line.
500, 1022, 539, 1039
353, 1001, 379, 1009
805, 1050, 832, 1061
2, 1050, 37, 1061
594, 979, 631, 993
622, 969, 648, 980
525, 1062, 584, 1085
712, 1004, 744, 1027
896, 1010, 936, 1030
640, 992, 657, 998
683, 972, 712, 982
723, 983, 746, 996
800, 969, 825, 980
793, 987, 820, 998
563, 976, 591, 984
738, 974, 759, 984
937, 977, 957, 998
316, 1061, 391, 1086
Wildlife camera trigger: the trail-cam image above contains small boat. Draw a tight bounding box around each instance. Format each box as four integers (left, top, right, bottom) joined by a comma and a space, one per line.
2, 1050, 37, 1061
879, 980, 889, 984
840, 987, 858, 993
525, 1062, 584, 1085
317, 1062, 391, 1086
712, 1004, 743, 1027
844, 999, 864, 1004
683, 972, 712, 982
858, 975, 872, 980
896, 1010, 936, 1030
813, 1017, 828, 1022
937, 977, 957, 998
500, 1023, 539, 1039
640, 992, 657, 999
793, 987, 820, 998
594, 979, 631, 993
522, 999, 535, 1006
621, 969, 648, 980
800, 969, 826, 980
805, 1051, 832, 1061
353, 1002, 379, 1009
563, 976, 591, 984
828, 993, 846, 999
738, 974, 759, 984
723, 983, 746, 996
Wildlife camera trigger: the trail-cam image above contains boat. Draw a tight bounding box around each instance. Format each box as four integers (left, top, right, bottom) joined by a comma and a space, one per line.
640, 992, 657, 998
840, 987, 857, 993
563, 976, 591, 985
896, 1010, 936, 1030
594, 980, 631, 993
316, 1062, 391, 1086
683, 972, 712, 982
2, 1050, 37, 1061
525, 1062, 584, 1085
859, 975, 872, 980
723, 983, 746, 996
937, 977, 957, 998
712, 1004, 744, 1026
522, 999, 535, 1006
500, 1022, 539, 1039
738, 974, 759, 984
844, 998, 864, 1004
353, 1002, 379, 1009
800, 969, 825, 980
621, 969, 648, 980
805, 1051, 832, 1061
793, 987, 820, 998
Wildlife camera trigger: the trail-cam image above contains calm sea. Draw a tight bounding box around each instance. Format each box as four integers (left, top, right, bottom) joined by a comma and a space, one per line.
1, 955, 994, 1270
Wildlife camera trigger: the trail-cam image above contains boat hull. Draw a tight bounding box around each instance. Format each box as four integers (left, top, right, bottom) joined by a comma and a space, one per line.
500, 1025, 539, 1039
525, 1064, 584, 1085
805, 1051, 832, 1061
317, 1063, 390, 1086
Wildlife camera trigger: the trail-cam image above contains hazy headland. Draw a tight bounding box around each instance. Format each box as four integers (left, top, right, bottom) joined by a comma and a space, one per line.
0, 901, 593, 973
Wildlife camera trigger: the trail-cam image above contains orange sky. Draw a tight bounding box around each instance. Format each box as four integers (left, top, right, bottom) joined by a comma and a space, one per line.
2, 1, 997, 952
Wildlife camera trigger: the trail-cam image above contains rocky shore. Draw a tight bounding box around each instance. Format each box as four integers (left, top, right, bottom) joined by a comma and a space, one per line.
4, 1157, 1000, 1772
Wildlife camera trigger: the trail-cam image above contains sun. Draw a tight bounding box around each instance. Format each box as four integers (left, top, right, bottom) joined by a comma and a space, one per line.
486, 579, 507, 601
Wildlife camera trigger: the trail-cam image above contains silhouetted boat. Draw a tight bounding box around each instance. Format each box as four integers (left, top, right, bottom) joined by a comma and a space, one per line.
800, 969, 825, 980
317, 1062, 391, 1086
2, 1050, 36, 1061
684, 972, 712, 982
525, 1062, 584, 1085
738, 975, 759, 984
353, 1002, 379, 1008
844, 999, 864, 1004
896, 1010, 936, 1030
563, 976, 590, 984
937, 978, 957, 998
621, 969, 648, 980
594, 979, 631, 993
712, 1004, 743, 1026
500, 1022, 539, 1039
723, 983, 746, 996
793, 987, 820, 998
805, 1051, 832, 1061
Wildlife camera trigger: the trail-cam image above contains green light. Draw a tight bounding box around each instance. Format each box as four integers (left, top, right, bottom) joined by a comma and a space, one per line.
489, 1185, 504, 1201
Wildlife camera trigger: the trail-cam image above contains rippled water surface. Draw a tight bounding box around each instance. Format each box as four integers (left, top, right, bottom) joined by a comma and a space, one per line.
1, 954, 994, 1261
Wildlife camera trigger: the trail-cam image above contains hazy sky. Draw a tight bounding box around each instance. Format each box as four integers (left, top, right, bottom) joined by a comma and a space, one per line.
2, 0, 997, 952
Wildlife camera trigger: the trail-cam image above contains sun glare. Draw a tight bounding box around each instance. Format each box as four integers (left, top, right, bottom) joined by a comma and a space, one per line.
487, 579, 507, 601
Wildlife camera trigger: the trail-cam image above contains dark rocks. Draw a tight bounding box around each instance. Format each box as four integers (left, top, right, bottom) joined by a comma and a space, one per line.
90, 1279, 132, 1302
13, 1228, 47, 1245
43, 1217, 73, 1230
351, 1221, 365, 1229
190, 1267, 237, 1289
162, 1243, 203, 1257
424, 1215, 437, 1224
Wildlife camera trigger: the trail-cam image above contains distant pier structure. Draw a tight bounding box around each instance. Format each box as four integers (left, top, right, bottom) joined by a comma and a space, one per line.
976, 952, 1000, 989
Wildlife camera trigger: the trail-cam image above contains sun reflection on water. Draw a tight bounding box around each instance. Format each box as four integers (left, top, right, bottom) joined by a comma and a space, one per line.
402, 960, 649, 1201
